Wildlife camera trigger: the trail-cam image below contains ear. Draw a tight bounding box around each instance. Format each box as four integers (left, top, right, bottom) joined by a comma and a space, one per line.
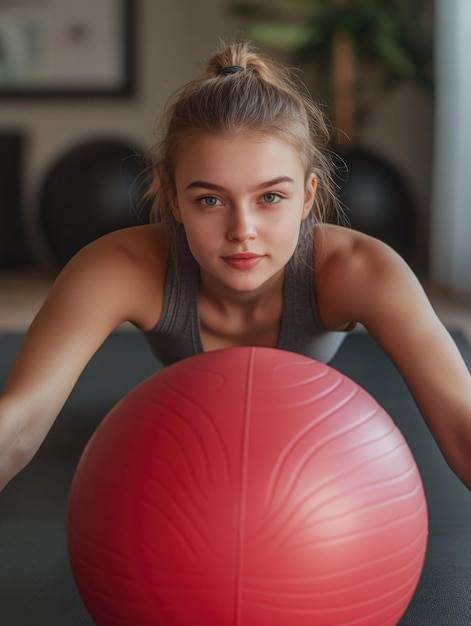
171, 198, 182, 223
302, 173, 317, 220
168, 183, 183, 223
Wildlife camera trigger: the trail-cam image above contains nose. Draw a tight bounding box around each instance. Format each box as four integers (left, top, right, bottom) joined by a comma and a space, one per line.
226, 206, 257, 243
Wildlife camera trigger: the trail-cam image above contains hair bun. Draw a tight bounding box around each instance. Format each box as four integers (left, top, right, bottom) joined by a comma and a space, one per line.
216, 65, 245, 76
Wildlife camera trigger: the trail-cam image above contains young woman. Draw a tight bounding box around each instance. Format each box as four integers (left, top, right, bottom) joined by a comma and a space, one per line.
1, 42, 470, 491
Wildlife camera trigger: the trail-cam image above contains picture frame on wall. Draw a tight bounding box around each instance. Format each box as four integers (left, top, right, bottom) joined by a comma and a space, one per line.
0, 0, 134, 97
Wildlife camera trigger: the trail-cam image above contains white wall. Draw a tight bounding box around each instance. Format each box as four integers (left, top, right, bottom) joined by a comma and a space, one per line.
430, 0, 471, 297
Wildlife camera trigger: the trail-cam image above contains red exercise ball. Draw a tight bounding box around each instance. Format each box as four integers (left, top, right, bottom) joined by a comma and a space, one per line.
67, 347, 428, 626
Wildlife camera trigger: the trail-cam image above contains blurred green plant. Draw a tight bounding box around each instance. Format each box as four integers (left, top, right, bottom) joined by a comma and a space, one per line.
230, 0, 434, 143
231, 0, 433, 148
231, 0, 434, 91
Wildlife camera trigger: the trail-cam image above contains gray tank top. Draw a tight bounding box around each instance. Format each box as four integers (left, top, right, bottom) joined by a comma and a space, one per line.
143, 230, 346, 366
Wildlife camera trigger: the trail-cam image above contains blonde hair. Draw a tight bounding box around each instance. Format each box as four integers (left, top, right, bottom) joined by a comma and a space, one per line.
145, 41, 342, 263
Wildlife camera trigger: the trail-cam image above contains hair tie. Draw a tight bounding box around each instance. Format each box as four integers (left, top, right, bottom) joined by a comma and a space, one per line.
216, 65, 245, 76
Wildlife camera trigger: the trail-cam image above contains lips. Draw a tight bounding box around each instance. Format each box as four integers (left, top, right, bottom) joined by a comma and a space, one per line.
222, 253, 265, 270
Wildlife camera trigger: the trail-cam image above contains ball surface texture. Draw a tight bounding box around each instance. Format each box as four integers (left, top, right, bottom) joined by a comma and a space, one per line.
67, 347, 428, 626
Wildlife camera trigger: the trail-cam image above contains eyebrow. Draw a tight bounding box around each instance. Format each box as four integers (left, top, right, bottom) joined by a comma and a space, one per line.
185, 176, 295, 192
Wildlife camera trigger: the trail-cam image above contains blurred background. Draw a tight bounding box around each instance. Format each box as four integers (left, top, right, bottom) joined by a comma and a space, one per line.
0, 0, 470, 334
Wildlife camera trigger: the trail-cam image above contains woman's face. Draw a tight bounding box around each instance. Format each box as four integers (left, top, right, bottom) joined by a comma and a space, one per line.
171, 132, 316, 298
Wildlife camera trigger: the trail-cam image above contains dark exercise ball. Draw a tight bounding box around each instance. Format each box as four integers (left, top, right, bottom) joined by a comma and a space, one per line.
40, 138, 150, 268
333, 147, 417, 263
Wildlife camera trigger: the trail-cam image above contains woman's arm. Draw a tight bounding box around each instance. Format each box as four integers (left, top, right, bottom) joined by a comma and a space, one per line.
315, 225, 471, 490
0, 226, 166, 490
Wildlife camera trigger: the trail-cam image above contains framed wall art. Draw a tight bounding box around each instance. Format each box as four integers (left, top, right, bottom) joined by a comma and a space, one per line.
0, 0, 134, 97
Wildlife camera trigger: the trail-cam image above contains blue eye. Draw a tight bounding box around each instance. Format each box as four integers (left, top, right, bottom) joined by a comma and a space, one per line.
199, 196, 221, 207
262, 193, 282, 204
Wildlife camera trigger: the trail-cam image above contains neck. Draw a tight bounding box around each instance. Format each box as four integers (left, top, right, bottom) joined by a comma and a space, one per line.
198, 267, 285, 314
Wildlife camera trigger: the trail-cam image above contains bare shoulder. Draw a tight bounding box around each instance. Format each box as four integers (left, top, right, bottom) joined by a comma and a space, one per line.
313, 222, 399, 277
76, 222, 167, 273
49, 224, 169, 331
313, 223, 419, 332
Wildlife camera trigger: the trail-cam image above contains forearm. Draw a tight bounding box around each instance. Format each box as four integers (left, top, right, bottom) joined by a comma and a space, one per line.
383, 320, 471, 493
417, 389, 471, 492
442, 419, 471, 492
0, 421, 29, 491
0, 396, 49, 491
0, 441, 33, 492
